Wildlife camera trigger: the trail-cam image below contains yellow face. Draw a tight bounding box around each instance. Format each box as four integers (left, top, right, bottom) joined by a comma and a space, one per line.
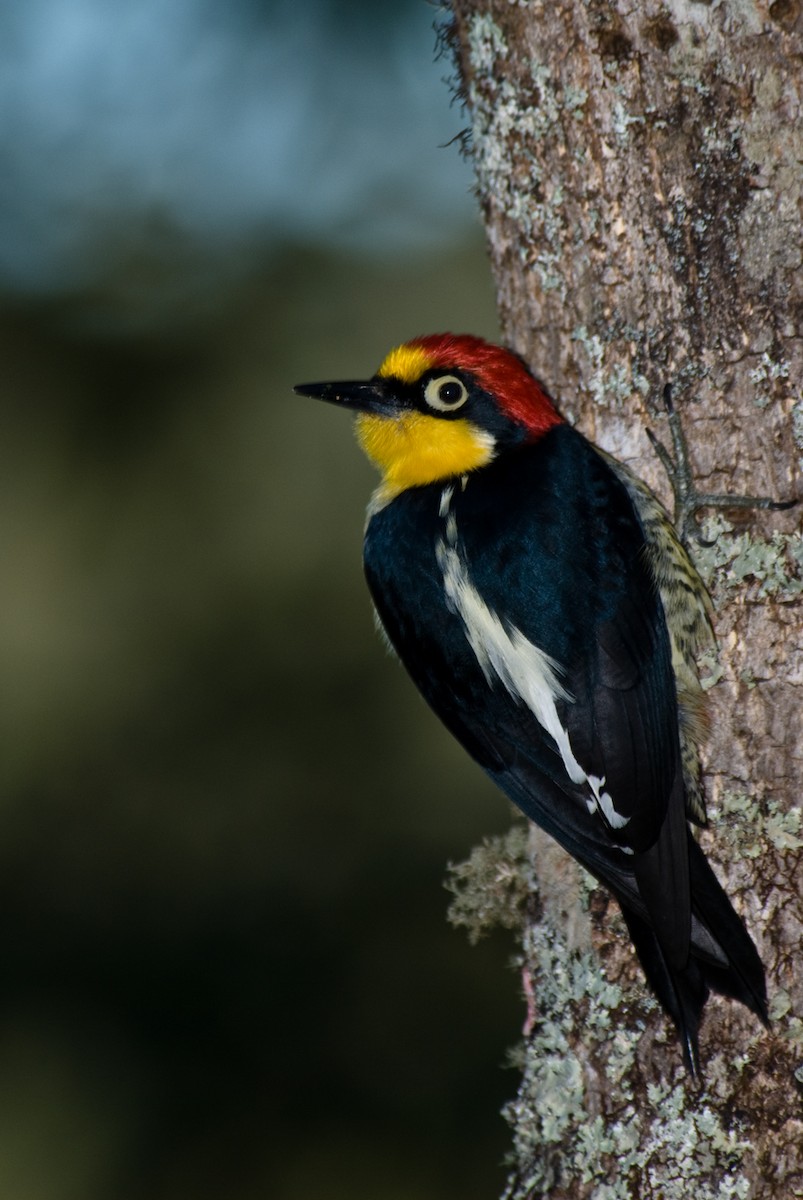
355, 411, 495, 497
354, 342, 496, 499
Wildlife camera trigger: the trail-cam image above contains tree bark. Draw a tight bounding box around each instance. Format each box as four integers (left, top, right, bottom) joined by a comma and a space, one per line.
444, 2, 803, 1195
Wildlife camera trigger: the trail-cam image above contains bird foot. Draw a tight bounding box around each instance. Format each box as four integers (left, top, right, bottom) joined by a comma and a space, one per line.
646, 384, 799, 545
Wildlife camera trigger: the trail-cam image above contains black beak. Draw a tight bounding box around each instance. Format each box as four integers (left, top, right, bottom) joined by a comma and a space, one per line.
293, 378, 397, 416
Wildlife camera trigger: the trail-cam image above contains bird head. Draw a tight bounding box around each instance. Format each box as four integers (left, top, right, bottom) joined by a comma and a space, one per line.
295, 334, 564, 498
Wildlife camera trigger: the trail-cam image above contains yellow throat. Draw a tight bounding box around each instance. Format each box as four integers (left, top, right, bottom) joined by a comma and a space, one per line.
355, 412, 495, 498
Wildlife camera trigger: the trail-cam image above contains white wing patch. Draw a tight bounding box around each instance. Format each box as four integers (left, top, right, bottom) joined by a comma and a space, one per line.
586, 775, 629, 830
436, 486, 630, 835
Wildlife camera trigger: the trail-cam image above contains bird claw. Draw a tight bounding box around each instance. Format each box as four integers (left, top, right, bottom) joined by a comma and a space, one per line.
647, 384, 799, 544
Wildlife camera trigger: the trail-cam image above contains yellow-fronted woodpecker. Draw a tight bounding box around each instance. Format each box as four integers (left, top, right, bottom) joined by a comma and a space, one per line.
296, 333, 772, 1073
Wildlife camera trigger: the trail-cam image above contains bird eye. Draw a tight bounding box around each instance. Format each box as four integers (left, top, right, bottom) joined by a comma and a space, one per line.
423, 375, 469, 413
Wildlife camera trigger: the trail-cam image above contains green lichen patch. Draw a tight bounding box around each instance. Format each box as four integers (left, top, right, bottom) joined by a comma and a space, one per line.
708, 789, 803, 861
783, 1016, 803, 1051
571, 324, 650, 408
466, 11, 508, 76
692, 515, 803, 600
448, 812, 768, 1197
748, 353, 790, 409
445, 820, 535, 943
697, 646, 725, 691
502, 919, 637, 1197
637, 1083, 752, 1200
465, 15, 582, 294
502, 915, 753, 1199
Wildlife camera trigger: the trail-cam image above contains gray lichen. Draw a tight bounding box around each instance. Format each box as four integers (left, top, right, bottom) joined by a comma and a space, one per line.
707, 789, 803, 861
445, 820, 535, 943
571, 324, 650, 408
466, 15, 576, 293
768, 988, 803, 1055
448, 825, 761, 1198
501, 911, 754, 1200
748, 352, 790, 409
692, 515, 803, 601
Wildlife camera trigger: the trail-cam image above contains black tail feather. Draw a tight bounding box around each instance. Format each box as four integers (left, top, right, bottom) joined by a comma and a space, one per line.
618, 833, 767, 1074
687, 837, 769, 1025
620, 906, 707, 1076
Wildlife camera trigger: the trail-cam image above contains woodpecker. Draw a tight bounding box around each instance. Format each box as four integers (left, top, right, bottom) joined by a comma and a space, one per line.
295, 333, 769, 1072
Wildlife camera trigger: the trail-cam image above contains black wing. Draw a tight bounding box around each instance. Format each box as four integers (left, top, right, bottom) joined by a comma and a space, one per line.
363, 425, 766, 1067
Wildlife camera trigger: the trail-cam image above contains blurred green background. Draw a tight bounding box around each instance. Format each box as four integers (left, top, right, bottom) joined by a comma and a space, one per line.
0, 2, 523, 1197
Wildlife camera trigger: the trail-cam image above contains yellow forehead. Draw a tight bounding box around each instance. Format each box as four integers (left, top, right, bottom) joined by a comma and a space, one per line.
377, 342, 433, 384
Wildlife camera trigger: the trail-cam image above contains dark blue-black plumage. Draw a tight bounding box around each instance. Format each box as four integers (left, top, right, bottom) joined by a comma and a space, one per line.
363, 424, 767, 1072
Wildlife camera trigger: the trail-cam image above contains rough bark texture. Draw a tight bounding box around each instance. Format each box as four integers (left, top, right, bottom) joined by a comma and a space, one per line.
444, 2, 803, 1196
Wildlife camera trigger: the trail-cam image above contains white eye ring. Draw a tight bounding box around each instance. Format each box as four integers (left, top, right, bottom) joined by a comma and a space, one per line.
423, 374, 469, 413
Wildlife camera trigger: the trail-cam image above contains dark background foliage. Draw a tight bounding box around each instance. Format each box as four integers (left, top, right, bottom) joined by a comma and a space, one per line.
0, 1, 525, 1196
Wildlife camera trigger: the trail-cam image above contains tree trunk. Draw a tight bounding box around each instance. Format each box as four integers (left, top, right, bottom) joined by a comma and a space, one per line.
444, 2, 803, 1195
